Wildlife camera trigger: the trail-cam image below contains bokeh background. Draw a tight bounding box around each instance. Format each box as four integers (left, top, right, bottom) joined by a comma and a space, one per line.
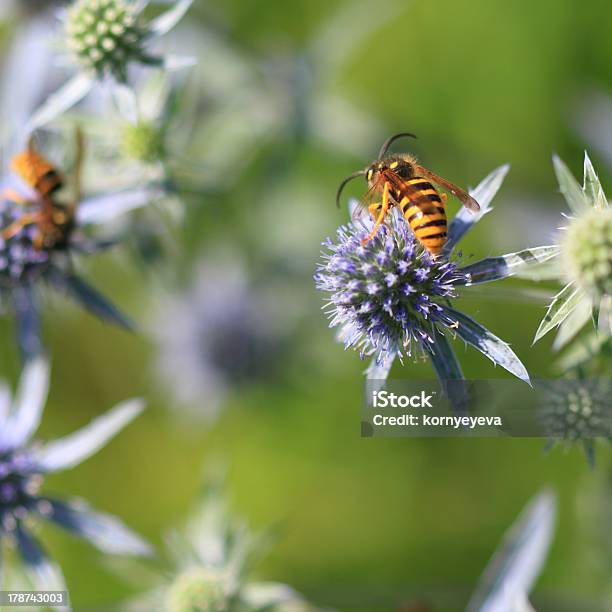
1, 0, 612, 610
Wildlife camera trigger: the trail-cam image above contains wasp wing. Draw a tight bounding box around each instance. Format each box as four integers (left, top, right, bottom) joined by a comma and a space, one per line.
413, 164, 480, 212
350, 178, 385, 221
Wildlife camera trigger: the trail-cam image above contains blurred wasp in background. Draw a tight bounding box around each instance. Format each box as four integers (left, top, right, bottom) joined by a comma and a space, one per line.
2, 127, 83, 251
336, 132, 480, 256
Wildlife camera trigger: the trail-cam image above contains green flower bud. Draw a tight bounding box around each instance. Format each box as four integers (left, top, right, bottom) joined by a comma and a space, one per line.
562, 207, 612, 300
66, 0, 148, 80
538, 379, 612, 442
120, 120, 164, 163
165, 567, 231, 612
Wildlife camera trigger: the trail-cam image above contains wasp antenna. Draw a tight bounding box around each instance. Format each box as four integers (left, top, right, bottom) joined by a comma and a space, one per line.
378, 132, 418, 159
336, 170, 366, 208
71, 125, 85, 208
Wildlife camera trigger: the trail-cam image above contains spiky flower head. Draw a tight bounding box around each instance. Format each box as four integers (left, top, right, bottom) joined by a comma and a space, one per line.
132, 477, 322, 611
29, 0, 193, 130
165, 567, 231, 612
65, 0, 149, 81
537, 378, 612, 464
0, 197, 54, 289
562, 206, 612, 300
121, 119, 165, 163
533, 154, 612, 349
315, 209, 465, 363
315, 164, 559, 394
0, 360, 150, 591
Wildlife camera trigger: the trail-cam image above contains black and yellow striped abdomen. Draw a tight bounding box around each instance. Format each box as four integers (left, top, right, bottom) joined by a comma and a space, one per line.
398, 177, 447, 256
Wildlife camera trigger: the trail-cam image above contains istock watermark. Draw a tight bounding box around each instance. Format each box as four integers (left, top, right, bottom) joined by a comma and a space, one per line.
371, 390, 436, 409
361, 379, 612, 438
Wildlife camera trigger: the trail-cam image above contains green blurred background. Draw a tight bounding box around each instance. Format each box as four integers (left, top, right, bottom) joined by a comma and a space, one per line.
1, 0, 612, 610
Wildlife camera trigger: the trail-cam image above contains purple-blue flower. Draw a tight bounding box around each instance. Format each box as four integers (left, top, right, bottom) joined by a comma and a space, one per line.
150, 254, 292, 422
317, 213, 465, 361
315, 165, 560, 405
0, 358, 151, 594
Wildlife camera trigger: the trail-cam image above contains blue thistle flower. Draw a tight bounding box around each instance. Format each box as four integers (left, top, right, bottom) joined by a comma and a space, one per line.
150, 255, 291, 422
316, 166, 559, 403
0, 358, 151, 594
318, 209, 466, 361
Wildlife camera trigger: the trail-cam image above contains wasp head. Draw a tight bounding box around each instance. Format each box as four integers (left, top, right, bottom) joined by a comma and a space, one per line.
335, 132, 418, 208
366, 157, 414, 186
365, 161, 383, 186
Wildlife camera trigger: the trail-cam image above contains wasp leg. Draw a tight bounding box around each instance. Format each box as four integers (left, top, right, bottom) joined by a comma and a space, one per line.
440, 193, 447, 204
361, 182, 390, 245
32, 231, 46, 251
367, 202, 382, 218
2, 212, 43, 240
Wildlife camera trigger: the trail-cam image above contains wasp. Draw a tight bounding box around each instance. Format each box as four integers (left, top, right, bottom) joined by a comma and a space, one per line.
336, 132, 480, 256
2, 128, 83, 251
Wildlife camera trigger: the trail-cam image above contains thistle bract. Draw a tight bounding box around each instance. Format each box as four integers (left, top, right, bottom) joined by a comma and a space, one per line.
467, 490, 556, 612
315, 209, 466, 363
562, 206, 612, 300
66, 0, 149, 81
